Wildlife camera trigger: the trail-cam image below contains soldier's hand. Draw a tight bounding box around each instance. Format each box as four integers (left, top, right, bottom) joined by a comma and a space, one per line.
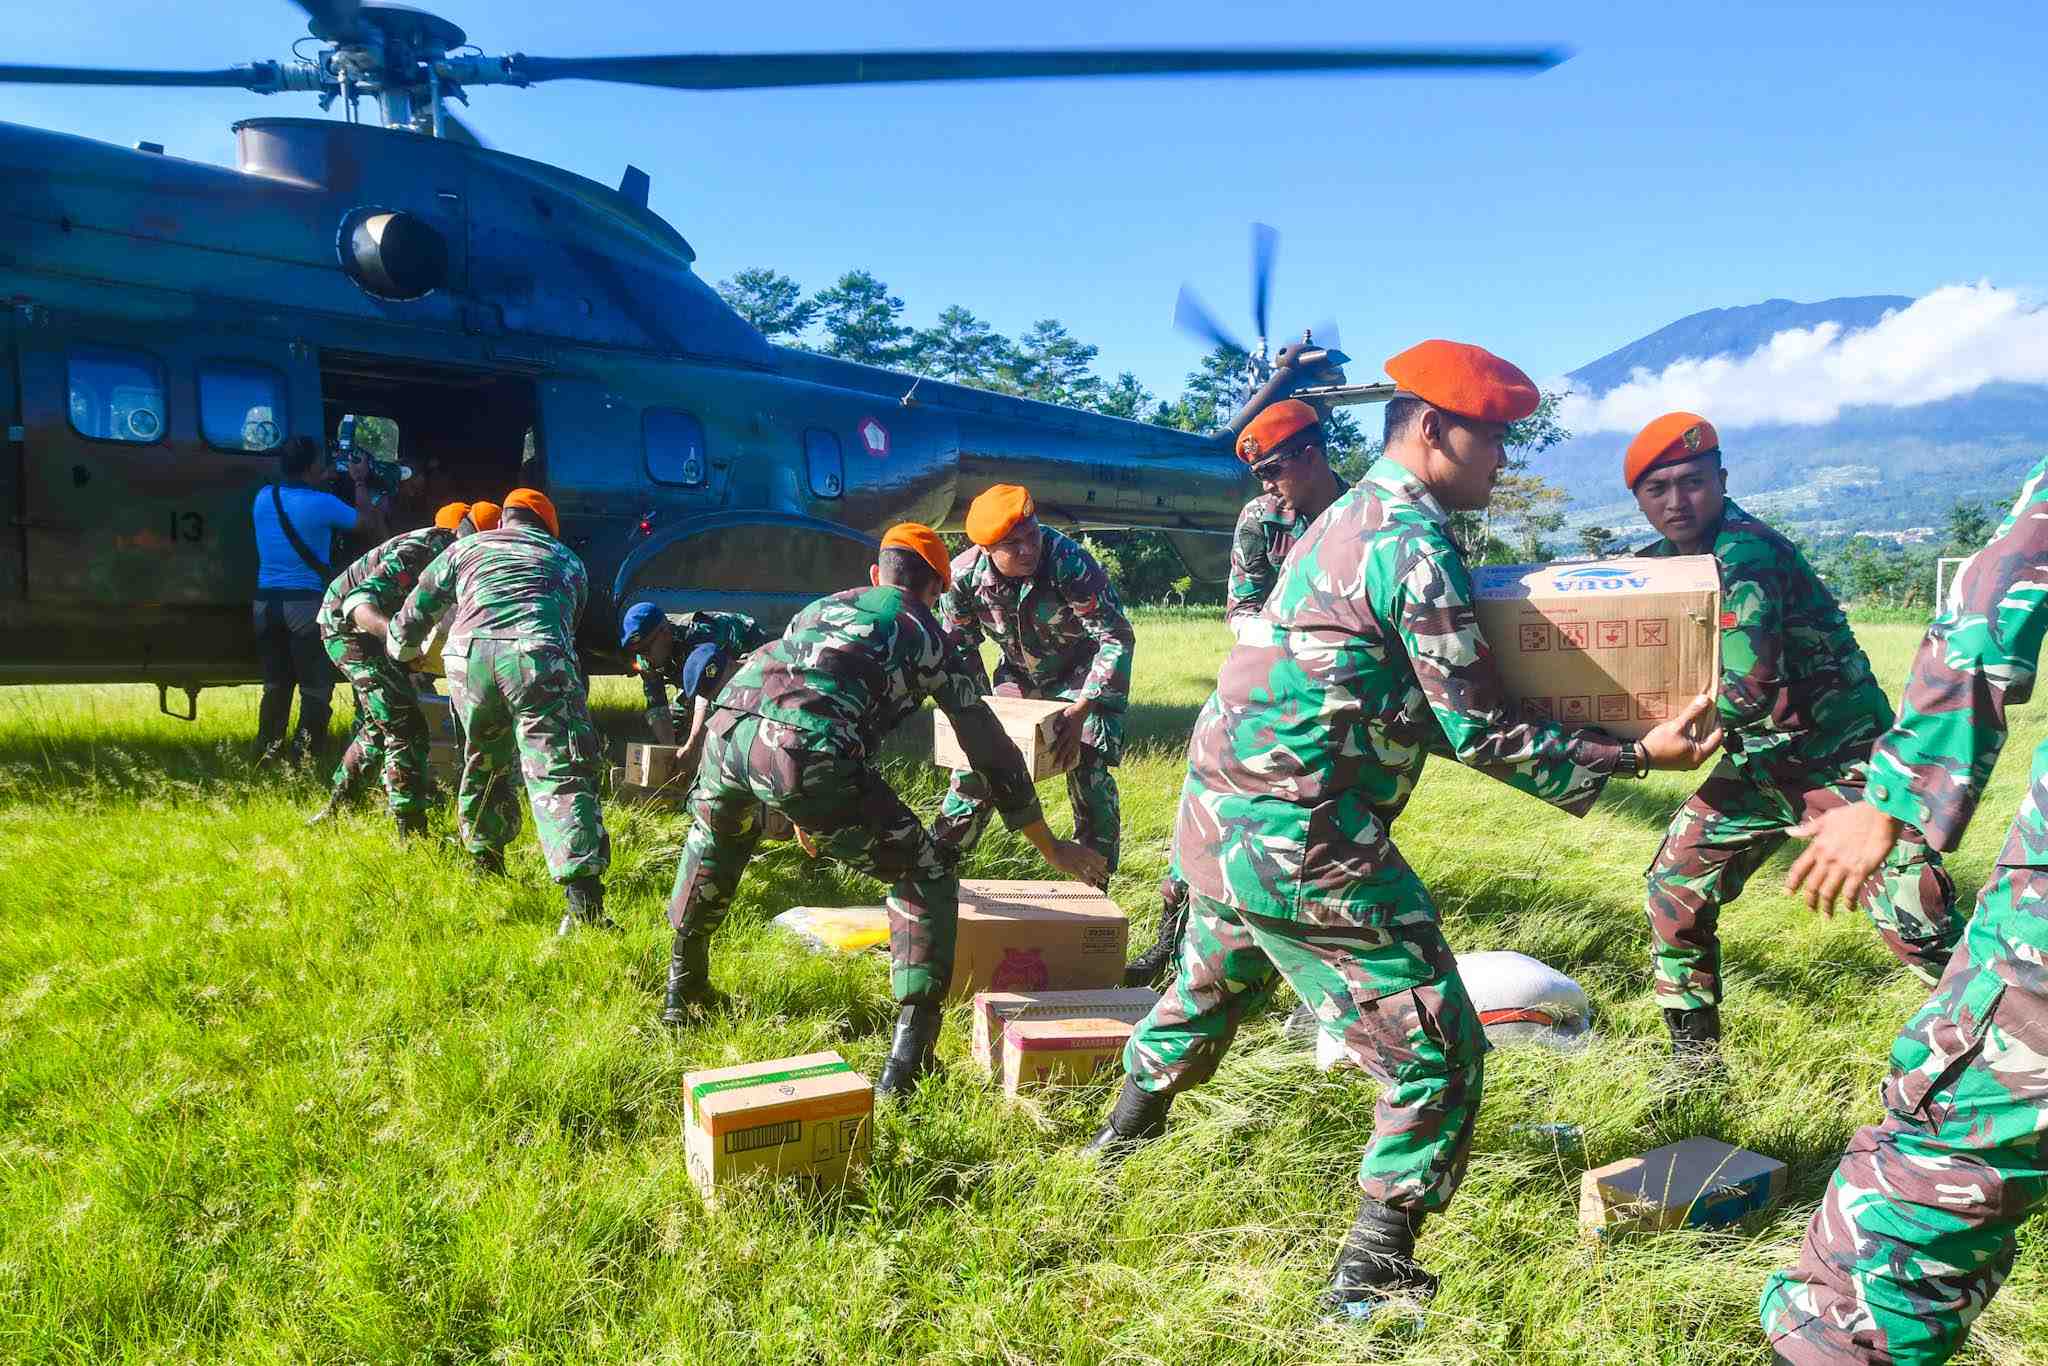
1784, 802, 1901, 917
1639, 694, 1723, 770
1048, 838, 1109, 889
793, 825, 819, 859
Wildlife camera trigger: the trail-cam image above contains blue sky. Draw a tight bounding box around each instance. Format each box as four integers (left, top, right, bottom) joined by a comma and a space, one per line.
4, 0, 2044, 400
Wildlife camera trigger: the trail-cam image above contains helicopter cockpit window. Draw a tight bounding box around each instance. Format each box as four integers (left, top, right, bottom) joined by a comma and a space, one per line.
804, 429, 844, 500
198, 361, 289, 453
66, 346, 166, 445
644, 408, 707, 487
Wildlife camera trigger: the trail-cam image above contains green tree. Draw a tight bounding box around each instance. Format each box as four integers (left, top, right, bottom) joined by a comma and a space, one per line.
1092, 371, 1156, 421
1004, 319, 1104, 408
1944, 498, 1992, 555
1323, 407, 1381, 482
1158, 345, 1250, 433
812, 270, 912, 365
1577, 525, 1622, 559
909, 305, 1010, 384
1448, 390, 1574, 563
715, 267, 816, 340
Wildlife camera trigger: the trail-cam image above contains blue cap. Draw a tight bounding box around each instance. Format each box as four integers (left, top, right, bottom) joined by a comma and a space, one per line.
681, 643, 731, 700
620, 601, 666, 650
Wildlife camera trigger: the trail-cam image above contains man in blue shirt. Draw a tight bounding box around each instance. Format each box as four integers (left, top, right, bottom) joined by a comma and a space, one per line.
251, 435, 380, 762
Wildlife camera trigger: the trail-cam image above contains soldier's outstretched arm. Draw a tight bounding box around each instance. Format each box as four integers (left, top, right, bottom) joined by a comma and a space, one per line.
1060, 538, 1135, 711
1788, 456, 2048, 909
1225, 504, 1271, 627
936, 579, 995, 696
1712, 547, 1791, 764
387, 545, 460, 661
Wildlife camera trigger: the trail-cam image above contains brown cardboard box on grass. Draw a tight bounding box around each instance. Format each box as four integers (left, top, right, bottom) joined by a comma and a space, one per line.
1000, 1016, 1135, 1096
683, 1050, 872, 1207
1470, 556, 1721, 741
933, 696, 1074, 782
1579, 1136, 1786, 1236
625, 742, 681, 791
970, 987, 1159, 1071
950, 879, 1128, 1001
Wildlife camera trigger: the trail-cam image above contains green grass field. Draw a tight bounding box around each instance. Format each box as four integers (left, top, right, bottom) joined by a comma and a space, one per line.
3, 612, 2042, 1364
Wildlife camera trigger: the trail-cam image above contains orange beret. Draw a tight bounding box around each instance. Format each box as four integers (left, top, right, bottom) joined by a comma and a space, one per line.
1384, 339, 1540, 424
502, 488, 558, 536
466, 500, 502, 531
1624, 412, 1720, 489
1235, 399, 1322, 463
433, 501, 471, 531
880, 522, 952, 591
964, 484, 1036, 548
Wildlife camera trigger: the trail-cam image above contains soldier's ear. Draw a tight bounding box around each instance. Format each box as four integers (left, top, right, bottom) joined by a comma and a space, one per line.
869, 564, 882, 588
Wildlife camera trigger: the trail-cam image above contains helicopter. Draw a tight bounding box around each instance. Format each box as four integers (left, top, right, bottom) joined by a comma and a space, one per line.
0, 1, 1562, 717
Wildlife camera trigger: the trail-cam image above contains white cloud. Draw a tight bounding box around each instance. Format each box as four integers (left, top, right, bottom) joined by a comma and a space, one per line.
1555, 283, 2048, 434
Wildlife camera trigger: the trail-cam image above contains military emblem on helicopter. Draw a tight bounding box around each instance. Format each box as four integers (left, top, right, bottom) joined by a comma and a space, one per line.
857, 417, 891, 460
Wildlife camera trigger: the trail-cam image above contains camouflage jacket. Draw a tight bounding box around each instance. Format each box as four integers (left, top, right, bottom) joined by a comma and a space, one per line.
1225, 479, 1349, 623
632, 610, 774, 716
939, 526, 1134, 761
388, 525, 588, 662
1173, 455, 1626, 924
710, 584, 1044, 829
1639, 498, 1892, 781
1864, 457, 2048, 861
318, 526, 455, 656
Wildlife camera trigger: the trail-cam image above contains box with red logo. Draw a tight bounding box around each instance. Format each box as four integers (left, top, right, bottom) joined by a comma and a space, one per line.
1470, 556, 1721, 741
970, 987, 1160, 1072
1000, 1016, 1135, 1096
949, 879, 1128, 1002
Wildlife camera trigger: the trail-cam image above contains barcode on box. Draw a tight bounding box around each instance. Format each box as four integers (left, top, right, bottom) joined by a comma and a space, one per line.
724, 1120, 801, 1155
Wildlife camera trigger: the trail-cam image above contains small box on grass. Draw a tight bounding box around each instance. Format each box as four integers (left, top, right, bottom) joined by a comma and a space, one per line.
970, 987, 1159, 1072
683, 1051, 872, 1207
933, 695, 1074, 782
625, 742, 681, 791
1471, 556, 1721, 741
1000, 1016, 1135, 1096
951, 879, 1128, 1001
1579, 1136, 1786, 1236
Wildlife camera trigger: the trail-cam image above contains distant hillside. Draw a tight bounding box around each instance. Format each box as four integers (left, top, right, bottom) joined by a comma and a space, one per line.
1534, 296, 2048, 539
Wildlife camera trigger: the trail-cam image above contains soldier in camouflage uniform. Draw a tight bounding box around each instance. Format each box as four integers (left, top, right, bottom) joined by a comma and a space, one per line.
389, 489, 614, 936
1761, 457, 2048, 1365
932, 484, 1133, 876
1137, 400, 1355, 988
1625, 412, 1960, 1073
308, 501, 490, 833
618, 600, 773, 744
1082, 341, 1722, 1318
662, 523, 1108, 1095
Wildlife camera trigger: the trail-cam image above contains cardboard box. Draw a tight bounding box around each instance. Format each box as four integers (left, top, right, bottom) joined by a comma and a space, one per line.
1579, 1136, 1786, 1236
933, 696, 1075, 782
625, 742, 681, 791
971, 987, 1159, 1072
951, 879, 1128, 1001
427, 739, 460, 785
683, 1050, 872, 1207
1001, 1016, 1134, 1096
1470, 556, 1721, 741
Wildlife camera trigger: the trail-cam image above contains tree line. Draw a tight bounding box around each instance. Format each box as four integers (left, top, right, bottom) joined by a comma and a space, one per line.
719, 266, 1584, 602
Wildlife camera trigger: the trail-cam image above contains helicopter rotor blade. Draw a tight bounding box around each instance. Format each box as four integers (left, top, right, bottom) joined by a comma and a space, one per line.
290, 0, 365, 42
501, 46, 1568, 92
0, 63, 279, 89
1173, 285, 1246, 356
1250, 222, 1278, 348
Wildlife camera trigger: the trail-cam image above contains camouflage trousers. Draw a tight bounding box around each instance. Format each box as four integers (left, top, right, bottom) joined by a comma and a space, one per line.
1646, 760, 1960, 1010
1123, 890, 1487, 1212
670, 712, 959, 1006
333, 689, 461, 801
446, 639, 609, 883
1761, 863, 2048, 1364
321, 633, 432, 820
933, 746, 1119, 874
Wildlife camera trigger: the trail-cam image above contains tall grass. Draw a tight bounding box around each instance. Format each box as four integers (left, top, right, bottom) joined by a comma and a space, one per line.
0, 619, 2040, 1363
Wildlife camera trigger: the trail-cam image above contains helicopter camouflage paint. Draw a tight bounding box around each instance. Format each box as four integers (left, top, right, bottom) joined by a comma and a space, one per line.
0, 3, 1563, 707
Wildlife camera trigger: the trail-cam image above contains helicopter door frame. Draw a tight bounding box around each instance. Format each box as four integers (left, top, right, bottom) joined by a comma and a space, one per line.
0, 304, 22, 599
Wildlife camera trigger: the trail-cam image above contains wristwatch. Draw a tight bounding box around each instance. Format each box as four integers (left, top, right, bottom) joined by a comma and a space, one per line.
1620, 740, 1651, 779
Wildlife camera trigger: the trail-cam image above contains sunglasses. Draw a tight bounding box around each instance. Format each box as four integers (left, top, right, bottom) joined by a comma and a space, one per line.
1250, 447, 1308, 481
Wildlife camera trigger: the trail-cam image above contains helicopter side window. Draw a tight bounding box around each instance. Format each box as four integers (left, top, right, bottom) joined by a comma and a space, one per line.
66, 346, 166, 445
804, 429, 844, 500
644, 408, 707, 487
198, 361, 289, 453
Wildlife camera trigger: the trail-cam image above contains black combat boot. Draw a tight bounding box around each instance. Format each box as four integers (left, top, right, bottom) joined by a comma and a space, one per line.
556, 876, 620, 936
464, 843, 506, 877
660, 931, 728, 1026
1661, 1005, 1728, 1088
1320, 1194, 1437, 1321
1121, 886, 1188, 988
875, 1002, 944, 1099
306, 787, 353, 827
1080, 1074, 1173, 1163
395, 810, 428, 839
